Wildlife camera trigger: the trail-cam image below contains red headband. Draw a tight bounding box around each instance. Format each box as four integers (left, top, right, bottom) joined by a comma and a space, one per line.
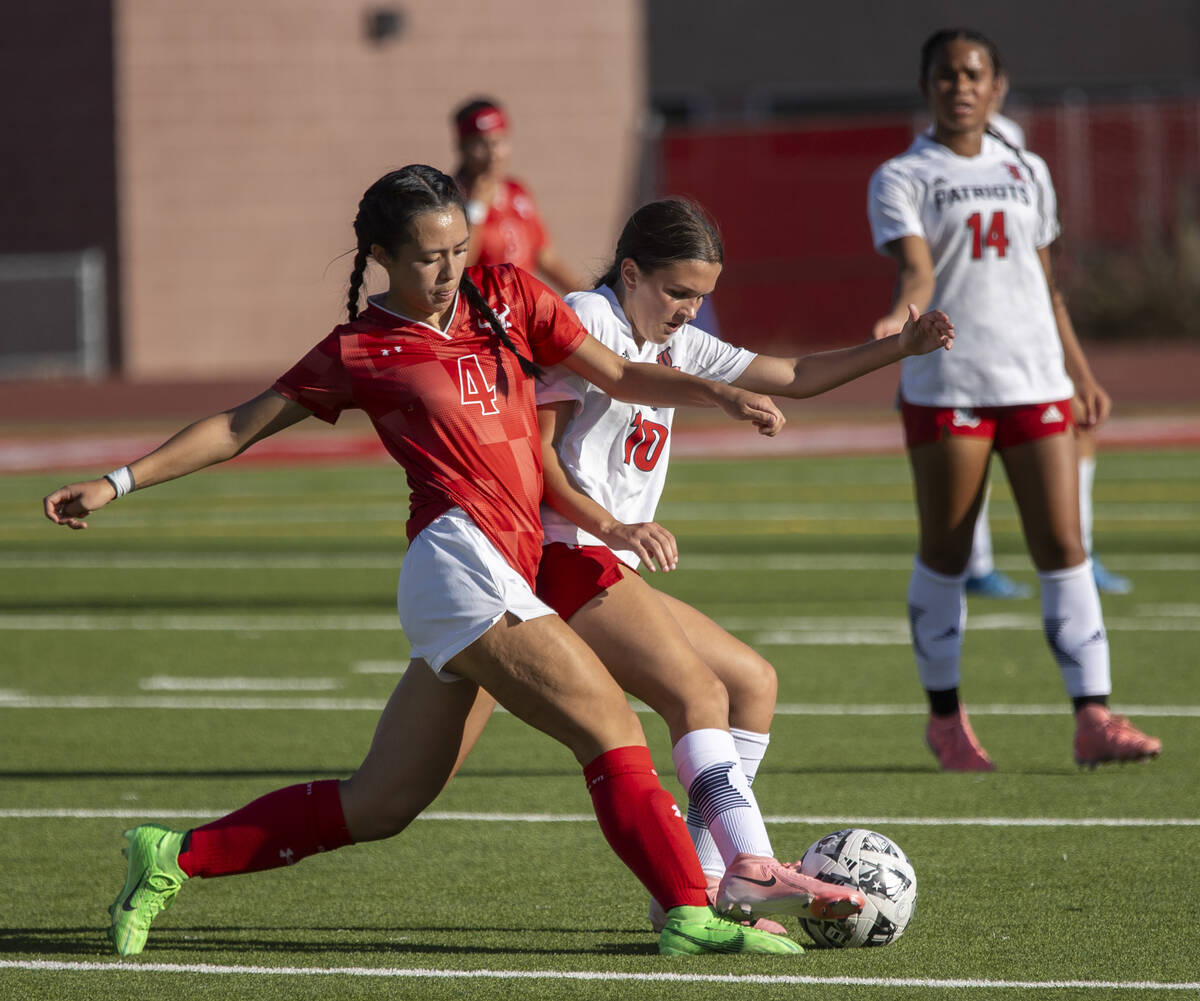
457, 105, 508, 139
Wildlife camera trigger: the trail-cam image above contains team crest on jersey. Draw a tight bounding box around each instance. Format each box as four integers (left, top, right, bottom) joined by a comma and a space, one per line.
951, 408, 981, 428
1004, 162, 1024, 181
476, 303, 512, 331
655, 346, 679, 369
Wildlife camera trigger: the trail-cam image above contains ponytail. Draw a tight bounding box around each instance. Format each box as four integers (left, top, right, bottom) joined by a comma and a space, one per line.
460, 274, 543, 379
986, 127, 1047, 227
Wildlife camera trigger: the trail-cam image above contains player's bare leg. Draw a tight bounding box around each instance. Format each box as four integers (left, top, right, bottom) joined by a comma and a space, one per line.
340, 659, 496, 841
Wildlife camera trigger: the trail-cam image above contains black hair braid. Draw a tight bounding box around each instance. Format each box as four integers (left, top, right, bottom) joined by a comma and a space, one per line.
986, 128, 1047, 231
460, 275, 543, 379
346, 248, 369, 321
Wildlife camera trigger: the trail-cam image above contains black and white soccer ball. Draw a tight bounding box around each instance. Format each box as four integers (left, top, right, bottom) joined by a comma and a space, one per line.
796, 828, 917, 948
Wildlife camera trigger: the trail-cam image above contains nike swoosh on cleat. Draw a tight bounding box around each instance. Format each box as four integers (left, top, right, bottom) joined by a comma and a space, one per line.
669, 929, 743, 953
121, 874, 146, 912
730, 874, 778, 888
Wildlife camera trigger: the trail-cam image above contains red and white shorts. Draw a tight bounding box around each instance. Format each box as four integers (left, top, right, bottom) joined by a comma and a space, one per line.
900, 398, 1075, 450
535, 542, 639, 622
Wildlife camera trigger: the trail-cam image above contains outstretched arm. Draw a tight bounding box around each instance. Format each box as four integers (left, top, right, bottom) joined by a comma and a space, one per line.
558, 334, 785, 437
734, 304, 954, 398
43, 389, 313, 529
537, 402, 678, 572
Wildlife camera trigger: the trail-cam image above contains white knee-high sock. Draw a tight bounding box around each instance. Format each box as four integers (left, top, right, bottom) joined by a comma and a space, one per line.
1039, 560, 1111, 698
907, 559, 967, 692
966, 486, 995, 578
685, 727, 772, 877
674, 728, 772, 869
1078, 456, 1096, 555
730, 726, 770, 784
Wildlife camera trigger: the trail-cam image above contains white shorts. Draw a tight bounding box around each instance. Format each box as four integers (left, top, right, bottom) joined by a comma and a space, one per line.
397, 507, 555, 677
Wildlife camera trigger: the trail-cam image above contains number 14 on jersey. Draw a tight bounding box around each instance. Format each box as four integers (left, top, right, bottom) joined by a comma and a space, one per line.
966, 210, 1009, 259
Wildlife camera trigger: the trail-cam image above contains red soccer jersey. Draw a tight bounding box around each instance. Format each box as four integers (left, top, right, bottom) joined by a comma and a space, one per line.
272, 264, 587, 586
467, 178, 548, 274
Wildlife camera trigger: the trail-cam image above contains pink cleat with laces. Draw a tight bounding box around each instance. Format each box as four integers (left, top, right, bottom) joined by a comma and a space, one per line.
716, 853, 866, 923
926, 706, 995, 772
1074, 705, 1162, 768
649, 873, 788, 935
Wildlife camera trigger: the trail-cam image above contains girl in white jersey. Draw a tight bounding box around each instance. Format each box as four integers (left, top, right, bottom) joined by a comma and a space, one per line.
866, 28, 1161, 771
533, 198, 954, 930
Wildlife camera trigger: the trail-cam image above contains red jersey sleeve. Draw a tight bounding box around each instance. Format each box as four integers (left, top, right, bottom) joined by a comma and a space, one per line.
272, 330, 355, 424
506, 265, 587, 366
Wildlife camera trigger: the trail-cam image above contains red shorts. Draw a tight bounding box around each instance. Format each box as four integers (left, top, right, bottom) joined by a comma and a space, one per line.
535, 542, 638, 622
900, 398, 1075, 450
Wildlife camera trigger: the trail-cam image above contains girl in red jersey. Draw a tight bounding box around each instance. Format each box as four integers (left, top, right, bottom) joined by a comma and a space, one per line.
453, 97, 584, 294
867, 29, 1161, 771
43, 165, 827, 958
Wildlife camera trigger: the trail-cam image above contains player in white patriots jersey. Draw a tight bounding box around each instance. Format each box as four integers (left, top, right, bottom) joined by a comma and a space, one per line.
534, 198, 954, 931
867, 28, 1160, 772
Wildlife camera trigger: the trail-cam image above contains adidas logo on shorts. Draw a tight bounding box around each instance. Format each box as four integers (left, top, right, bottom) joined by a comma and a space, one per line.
1041, 404, 1064, 424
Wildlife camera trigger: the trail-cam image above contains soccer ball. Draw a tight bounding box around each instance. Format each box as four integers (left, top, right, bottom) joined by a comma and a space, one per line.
796, 828, 917, 948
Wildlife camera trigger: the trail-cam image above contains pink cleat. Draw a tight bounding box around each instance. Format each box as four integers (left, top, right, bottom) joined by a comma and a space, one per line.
926, 706, 995, 772
649, 873, 789, 935
1074, 705, 1162, 768
716, 853, 866, 923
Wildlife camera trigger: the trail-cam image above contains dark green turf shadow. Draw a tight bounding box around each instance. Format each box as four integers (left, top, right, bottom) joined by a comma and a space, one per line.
0, 928, 111, 956
0, 925, 659, 958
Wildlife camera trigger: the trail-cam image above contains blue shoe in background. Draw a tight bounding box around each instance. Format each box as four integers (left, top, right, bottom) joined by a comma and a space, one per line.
964, 569, 1032, 599
1091, 556, 1133, 595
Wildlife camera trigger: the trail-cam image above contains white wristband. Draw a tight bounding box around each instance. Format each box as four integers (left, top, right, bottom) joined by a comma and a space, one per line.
103, 465, 135, 498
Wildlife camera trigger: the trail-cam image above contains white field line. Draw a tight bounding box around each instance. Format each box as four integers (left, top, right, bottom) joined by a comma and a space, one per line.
0, 809, 1196, 829
1, 692, 1198, 716
0, 959, 1198, 991
1, 611, 1197, 638
139, 676, 342, 692
3, 552, 1199, 572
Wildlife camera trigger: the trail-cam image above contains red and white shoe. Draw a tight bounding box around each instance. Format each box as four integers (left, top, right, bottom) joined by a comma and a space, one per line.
716, 853, 866, 922
926, 706, 995, 772
1074, 705, 1162, 768
648, 873, 789, 935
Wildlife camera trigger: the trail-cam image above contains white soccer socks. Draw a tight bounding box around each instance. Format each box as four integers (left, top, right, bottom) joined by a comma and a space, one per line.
1039, 559, 1112, 698
674, 728, 773, 871
907, 559, 967, 692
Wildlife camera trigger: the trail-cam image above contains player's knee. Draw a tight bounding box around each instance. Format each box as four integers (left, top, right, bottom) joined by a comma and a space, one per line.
724, 655, 777, 713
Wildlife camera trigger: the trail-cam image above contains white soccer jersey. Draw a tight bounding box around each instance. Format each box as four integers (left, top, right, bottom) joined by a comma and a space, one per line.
536, 284, 755, 568
868, 133, 1073, 407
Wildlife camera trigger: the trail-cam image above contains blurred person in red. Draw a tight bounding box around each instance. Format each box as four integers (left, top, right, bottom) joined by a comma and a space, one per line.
453, 97, 584, 294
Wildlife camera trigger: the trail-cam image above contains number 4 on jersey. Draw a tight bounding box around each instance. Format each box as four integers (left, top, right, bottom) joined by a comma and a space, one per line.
458, 354, 499, 415
966, 210, 1009, 259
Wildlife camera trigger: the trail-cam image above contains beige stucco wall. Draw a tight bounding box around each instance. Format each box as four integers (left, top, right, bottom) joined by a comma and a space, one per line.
115, 0, 644, 379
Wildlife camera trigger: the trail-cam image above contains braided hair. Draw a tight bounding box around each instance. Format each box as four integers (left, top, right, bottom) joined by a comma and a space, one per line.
345, 164, 541, 378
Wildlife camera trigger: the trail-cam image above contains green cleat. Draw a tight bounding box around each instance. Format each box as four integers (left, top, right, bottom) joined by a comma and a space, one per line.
108, 824, 188, 956
658, 905, 804, 956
